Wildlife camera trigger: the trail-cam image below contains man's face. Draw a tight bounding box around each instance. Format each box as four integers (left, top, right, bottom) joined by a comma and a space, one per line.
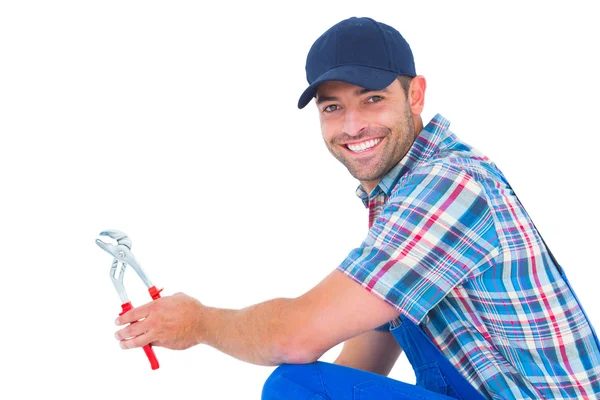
316, 79, 416, 192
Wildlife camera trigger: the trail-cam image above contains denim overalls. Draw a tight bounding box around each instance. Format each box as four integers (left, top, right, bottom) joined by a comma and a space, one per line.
388, 315, 486, 399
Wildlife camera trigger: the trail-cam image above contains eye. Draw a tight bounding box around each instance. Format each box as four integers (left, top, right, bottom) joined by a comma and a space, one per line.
323, 104, 340, 113
367, 95, 383, 103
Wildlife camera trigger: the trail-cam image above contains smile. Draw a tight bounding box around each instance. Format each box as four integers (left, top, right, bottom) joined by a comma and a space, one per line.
345, 138, 383, 153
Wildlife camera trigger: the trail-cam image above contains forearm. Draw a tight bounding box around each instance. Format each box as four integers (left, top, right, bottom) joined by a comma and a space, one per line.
201, 297, 304, 366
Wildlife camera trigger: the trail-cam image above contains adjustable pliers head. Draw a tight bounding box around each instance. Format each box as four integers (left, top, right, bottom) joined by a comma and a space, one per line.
96, 229, 154, 289
95, 229, 132, 255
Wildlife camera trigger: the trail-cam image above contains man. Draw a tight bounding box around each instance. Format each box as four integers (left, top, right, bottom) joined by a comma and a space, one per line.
114, 17, 600, 399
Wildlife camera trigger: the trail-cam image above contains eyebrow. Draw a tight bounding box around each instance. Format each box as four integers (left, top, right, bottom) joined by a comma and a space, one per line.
316, 86, 389, 104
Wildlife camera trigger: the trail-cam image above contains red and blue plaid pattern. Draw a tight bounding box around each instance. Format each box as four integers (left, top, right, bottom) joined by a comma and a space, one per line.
338, 114, 600, 399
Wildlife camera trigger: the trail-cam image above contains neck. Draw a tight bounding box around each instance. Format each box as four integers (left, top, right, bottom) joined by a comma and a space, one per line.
360, 180, 378, 196
414, 115, 423, 138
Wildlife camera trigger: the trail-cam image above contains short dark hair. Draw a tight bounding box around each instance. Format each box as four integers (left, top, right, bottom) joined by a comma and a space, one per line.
396, 75, 413, 98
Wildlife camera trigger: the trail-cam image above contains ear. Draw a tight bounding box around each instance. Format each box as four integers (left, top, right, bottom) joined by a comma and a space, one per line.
408, 75, 427, 115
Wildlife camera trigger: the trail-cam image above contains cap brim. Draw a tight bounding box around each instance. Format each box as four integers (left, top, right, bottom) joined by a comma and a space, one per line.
297, 65, 399, 109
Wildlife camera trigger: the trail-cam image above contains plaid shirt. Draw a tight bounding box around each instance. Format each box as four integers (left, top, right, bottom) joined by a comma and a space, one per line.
338, 114, 600, 399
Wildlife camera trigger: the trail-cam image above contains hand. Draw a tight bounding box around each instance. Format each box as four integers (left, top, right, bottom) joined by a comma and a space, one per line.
114, 292, 205, 351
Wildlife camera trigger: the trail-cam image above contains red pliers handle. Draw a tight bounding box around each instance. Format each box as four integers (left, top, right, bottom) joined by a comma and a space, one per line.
119, 286, 163, 370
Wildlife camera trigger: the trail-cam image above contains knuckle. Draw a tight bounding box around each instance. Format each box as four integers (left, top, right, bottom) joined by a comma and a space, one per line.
149, 300, 160, 312
145, 317, 156, 330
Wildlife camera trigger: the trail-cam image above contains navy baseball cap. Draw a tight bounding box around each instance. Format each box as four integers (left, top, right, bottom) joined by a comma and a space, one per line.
298, 17, 416, 109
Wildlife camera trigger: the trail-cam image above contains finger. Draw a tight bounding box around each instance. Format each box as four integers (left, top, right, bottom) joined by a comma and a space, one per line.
114, 319, 149, 341
115, 304, 150, 326
119, 332, 154, 350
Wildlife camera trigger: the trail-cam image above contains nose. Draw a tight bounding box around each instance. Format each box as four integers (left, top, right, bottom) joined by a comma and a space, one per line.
342, 108, 368, 137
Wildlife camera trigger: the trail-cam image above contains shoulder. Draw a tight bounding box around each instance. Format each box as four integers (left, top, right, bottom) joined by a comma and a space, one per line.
389, 161, 485, 204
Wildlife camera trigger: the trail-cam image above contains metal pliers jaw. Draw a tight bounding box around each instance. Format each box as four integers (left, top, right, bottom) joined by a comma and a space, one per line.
96, 230, 159, 302
96, 229, 163, 370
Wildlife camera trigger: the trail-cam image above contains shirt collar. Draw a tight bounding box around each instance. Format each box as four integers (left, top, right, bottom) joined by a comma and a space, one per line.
356, 113, 453, 204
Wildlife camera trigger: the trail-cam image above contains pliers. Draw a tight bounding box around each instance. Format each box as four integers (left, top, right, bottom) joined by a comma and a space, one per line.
96, 229, 163, 370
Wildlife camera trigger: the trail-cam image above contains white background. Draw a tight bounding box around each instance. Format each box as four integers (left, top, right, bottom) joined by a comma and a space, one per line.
1, 1, 598, 398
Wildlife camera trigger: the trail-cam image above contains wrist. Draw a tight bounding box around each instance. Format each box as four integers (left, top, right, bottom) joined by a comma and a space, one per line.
192, 299, 210, 347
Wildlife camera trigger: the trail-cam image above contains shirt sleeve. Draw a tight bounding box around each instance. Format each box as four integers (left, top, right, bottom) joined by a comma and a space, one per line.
338, 163, 499, 325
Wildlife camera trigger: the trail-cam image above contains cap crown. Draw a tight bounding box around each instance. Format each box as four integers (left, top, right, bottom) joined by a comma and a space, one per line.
306, 17, 415, 84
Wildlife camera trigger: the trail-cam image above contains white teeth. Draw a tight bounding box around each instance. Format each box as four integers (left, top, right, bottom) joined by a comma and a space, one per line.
347, 138, 382, 153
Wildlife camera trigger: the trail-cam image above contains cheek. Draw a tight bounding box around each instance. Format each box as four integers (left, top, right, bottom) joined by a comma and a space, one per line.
368, 106, 397, 125
377, 109, 407, 135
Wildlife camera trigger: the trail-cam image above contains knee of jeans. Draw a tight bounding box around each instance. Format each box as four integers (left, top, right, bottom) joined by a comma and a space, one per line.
262, 364, 327, 400
262, 364, 305, 391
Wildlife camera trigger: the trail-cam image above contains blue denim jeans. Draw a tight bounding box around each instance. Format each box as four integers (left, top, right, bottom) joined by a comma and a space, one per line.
262, 316, 486, 399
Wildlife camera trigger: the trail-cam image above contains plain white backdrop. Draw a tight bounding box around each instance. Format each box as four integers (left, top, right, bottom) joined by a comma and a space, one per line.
1, 1, 598, 398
